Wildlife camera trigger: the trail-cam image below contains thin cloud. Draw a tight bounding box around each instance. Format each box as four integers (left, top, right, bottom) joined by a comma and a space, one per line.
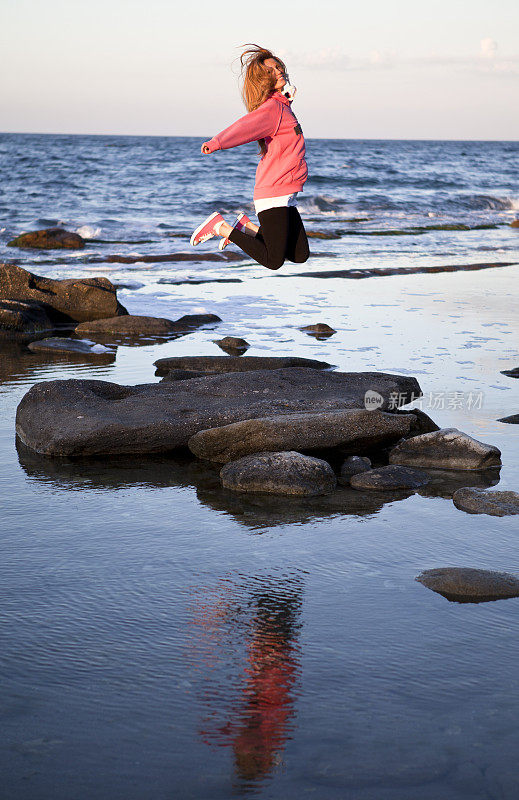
280, 42, 519, 76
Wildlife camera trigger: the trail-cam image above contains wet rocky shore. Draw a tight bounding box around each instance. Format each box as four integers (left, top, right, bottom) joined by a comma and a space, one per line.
3, 254, 519, 610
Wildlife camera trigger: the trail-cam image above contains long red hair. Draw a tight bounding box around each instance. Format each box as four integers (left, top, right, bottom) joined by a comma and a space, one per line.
240, 44, 286, 156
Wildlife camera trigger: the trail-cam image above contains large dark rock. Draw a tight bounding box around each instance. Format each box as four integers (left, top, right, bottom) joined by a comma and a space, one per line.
389, 428, 501, 470
8, 227, 85, 249
452, 488, 519, 516
497, 414, 519, 424
16, 367, 422, 457
416, 567, 519, 603
0, 299, 54, 337
501, 367, 519, 378
188, 409, 414, 463
350, 464, 429, 490
155, 355, 332, 376
220, 451, 337, 496
75, 314, 217, 335
0, 263, 127, 323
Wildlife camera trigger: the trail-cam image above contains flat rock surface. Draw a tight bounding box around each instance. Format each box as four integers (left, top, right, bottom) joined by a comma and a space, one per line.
416, 567, 519, 602
0, 263, 127, 323
389, 427, 501, 470
188, 409, 414, 463
452, 487, 519, 516
27, 337, 112, 356
16, 367, 422, 456
75, 315, 186, 335
155, 355, 332, 376
220, 451, 337, 496
350, 464, 430, 490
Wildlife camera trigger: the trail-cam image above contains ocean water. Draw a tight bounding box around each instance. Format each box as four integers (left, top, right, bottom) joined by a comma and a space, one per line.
1, 133, 519, 799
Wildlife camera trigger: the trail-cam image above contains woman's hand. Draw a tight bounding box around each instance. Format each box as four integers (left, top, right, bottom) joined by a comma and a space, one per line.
201, 143, 211, 155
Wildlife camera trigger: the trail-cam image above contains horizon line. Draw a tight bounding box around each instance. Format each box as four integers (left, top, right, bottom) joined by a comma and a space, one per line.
1, 130, 518, 144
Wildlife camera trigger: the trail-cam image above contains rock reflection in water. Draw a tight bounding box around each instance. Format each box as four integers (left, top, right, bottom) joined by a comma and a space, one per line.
417, 467, 501, 499
188, 572, 303, 790
17, 443, 416, 526
0, 340, 116, 385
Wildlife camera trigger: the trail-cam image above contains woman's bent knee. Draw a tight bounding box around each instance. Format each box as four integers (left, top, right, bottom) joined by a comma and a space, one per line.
293, 246, 310, 264
265, 258, 285, 270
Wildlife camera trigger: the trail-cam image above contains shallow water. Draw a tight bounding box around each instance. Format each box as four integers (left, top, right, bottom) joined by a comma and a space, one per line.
1, 135, 519, 798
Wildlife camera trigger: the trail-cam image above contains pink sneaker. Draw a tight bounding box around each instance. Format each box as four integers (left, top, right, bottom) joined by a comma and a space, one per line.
190, 212, 225, 246
218, 213, 252, 251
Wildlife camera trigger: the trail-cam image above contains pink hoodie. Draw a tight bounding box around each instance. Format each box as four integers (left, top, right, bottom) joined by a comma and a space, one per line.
204, 93, 308, 200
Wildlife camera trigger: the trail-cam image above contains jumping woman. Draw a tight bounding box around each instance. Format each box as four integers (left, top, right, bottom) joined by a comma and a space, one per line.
190, 45, 310, 271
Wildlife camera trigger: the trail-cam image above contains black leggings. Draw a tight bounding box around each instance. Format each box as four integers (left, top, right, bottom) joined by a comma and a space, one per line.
228, 206, 310, 270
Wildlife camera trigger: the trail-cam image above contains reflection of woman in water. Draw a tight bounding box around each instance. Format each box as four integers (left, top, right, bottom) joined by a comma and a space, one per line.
231, 588, 302, 782
190, 45, 309, 271
189, 575, 303, 785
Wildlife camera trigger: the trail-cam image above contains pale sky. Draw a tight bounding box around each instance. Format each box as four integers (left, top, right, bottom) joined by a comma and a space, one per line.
1, 0, 518, 139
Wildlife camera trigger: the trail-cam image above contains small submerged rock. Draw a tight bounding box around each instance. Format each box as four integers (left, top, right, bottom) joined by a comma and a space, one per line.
416, 567, 519, 603
8, 227, 85, 250
306, 231, 342, 239
500, 366, 519, 378
215, 336, 249, 354
497, 414, 519, 424
338, 456, 372, 486
389, 428, 501, 470
102, 251, 244, 264
300, 322, 337, 338
220, 451, 337, 496
27, 338, 111, 356
350, 464, 429, 490
452, 488, 519, 516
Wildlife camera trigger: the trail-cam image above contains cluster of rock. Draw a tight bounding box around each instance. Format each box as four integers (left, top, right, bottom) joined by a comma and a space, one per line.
14, 351, 517, 520
0, 263, 222, 346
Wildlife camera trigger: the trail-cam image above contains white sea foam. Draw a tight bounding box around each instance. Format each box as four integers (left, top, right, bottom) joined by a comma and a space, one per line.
76, 225, 101, 238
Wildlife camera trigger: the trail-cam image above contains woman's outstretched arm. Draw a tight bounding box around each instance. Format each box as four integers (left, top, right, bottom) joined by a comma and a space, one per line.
202, 99, 282, 154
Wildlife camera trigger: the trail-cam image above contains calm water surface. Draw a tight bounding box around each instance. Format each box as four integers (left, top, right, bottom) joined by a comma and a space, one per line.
1, 134, 519, 799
